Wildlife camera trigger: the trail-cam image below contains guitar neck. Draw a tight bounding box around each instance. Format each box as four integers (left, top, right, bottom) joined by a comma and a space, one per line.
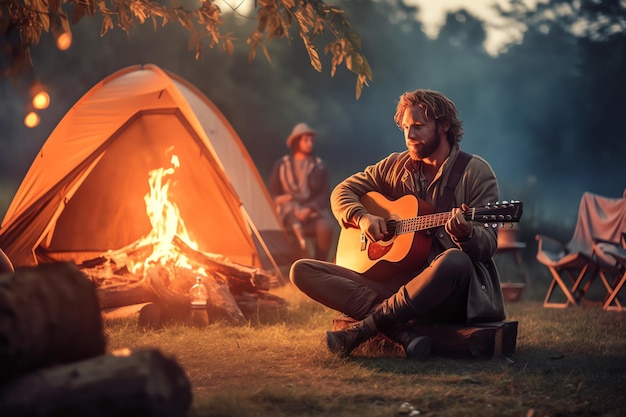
394, 204, 520, 235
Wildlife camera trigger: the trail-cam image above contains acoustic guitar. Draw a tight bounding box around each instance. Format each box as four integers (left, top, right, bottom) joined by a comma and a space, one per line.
335, 192, 523, 280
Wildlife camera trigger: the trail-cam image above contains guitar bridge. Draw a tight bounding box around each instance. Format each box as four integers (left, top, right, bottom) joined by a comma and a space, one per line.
360, 232, 367, 251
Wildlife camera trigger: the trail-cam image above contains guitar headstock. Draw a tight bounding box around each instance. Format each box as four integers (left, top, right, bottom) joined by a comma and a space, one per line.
464, 201, 523, 228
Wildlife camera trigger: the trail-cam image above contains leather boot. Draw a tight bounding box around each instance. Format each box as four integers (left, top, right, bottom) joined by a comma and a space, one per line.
325, 289, 422, 358
326, 315, 378, 357
380, 324, 431, 361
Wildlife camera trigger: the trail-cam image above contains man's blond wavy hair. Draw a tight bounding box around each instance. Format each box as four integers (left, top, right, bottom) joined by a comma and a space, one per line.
393, 89, 464, 146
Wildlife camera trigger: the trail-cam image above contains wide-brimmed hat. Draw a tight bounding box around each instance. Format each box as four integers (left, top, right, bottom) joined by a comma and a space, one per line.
286, 122, 317, 148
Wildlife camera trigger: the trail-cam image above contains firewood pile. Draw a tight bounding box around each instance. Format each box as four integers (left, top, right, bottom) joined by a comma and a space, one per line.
0, 262, 192, 417
80, 236, 288, 327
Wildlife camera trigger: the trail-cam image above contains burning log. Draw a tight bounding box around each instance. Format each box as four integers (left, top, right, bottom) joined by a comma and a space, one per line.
171, 235, 273, 291
0, 349, 192, 417
0, 263, 106, 382
81, 234, 285, 325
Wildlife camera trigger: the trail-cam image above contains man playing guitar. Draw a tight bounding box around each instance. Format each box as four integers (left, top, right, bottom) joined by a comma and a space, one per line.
290, 89, 517, 360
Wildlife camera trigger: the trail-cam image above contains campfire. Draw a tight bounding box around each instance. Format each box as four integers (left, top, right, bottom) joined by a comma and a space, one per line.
79, 155, 286, 325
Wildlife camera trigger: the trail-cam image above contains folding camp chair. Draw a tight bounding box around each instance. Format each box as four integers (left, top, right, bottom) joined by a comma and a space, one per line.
593, 233, 626, 311
535, 234, 596, 307
536, 192, 626, 308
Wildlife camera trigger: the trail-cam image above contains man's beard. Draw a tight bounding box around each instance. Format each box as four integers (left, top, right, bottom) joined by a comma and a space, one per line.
410, 129, 441, 160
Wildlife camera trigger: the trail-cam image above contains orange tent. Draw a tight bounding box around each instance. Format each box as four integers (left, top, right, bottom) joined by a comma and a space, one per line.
0, 64, 296, 274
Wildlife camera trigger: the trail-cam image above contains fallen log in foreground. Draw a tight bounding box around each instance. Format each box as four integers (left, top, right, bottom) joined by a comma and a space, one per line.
0, 349, 192, 417
0, 262, 106, 382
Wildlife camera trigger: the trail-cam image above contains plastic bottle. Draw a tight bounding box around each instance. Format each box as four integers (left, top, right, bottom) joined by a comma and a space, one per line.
189, 276, 209, 327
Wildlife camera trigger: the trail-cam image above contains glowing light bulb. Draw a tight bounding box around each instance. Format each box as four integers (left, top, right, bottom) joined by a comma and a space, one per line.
32, 91, 50, 109
24, 112, 40, 128
56, 32, 72, 51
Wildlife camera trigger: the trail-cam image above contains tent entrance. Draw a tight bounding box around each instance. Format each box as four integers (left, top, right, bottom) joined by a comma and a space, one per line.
44, 111, 258, 267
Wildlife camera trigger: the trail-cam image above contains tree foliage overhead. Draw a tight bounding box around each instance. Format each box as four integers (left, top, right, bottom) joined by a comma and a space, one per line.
0, 0, 372, 97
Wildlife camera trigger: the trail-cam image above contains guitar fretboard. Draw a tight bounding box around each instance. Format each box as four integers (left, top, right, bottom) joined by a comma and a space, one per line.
395, 212, 454, 234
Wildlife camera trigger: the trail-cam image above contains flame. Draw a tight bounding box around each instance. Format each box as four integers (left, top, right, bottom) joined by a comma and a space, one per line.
129, 155, 202, 277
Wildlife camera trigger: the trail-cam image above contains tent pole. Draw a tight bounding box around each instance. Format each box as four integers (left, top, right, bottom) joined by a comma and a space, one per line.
241, 208, 289, 286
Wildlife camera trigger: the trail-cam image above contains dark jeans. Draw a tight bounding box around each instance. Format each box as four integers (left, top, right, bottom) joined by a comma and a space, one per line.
290, 248, 472, 324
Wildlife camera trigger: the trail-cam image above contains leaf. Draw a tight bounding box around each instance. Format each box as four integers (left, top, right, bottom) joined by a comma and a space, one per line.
25, 0, 51, 31
261, 42, 272, 64
301, 35, 322, 72
86, 0, 96, 17
100, 15, 113, 36
59, 10, 71, 34
345, 28, 362, 50
187, 32, 201, 55
247, 32, 260, 63
72, 3, 88, 24
225, 38, 233, 55
248, 46, 257, 63
97, 0, 108, 13
48, 0, 61, 15
130, 2, 148, 24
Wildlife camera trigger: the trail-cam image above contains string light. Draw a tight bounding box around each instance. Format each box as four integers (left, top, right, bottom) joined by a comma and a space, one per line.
56, 32, 72, 51
32, 90, 50, 109
52, 13, 73, 51
25, 82, 49, 127
24, 111, 40, 128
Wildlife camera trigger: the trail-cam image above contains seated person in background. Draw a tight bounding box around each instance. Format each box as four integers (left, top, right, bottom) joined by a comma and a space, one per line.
289, 90, 506, 360
268, 122, 334, 261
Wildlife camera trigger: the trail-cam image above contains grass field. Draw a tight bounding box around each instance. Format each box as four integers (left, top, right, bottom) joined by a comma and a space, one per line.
104, 280, 626, 417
